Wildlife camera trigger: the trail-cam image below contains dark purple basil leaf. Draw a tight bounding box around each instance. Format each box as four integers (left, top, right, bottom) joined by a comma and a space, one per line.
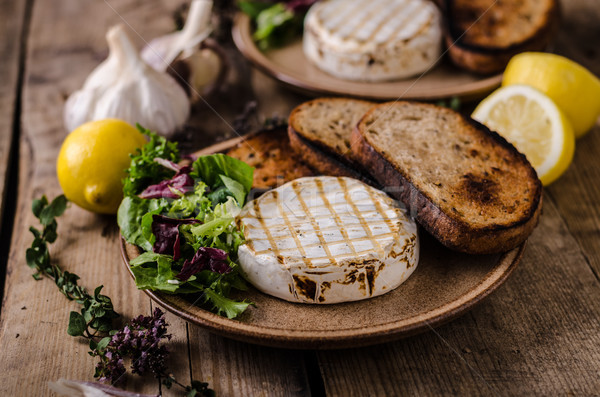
177, 247, 231, 281
139, 170, 194, 199
285, 0, 319, 12
151, 215, 199, 261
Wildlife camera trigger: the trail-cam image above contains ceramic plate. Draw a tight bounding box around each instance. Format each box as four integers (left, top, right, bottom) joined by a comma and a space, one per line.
119, 136, 524, 350
231, 13, 503, 101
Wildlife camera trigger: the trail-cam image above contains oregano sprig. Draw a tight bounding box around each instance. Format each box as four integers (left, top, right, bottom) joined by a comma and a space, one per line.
27, 195, 214, 396
26, 195, 119, 338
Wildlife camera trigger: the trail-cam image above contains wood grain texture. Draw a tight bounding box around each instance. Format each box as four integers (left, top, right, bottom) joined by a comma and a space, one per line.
188, 325, 312, 397
0, 0, 26, 231
546, 0, 600, 280
317, 196, 600, 396
0, 0, 182, 394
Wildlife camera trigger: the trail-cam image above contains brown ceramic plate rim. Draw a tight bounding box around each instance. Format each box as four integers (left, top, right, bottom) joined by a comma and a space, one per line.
231, 13, 503, 101
121, 239, 523, 349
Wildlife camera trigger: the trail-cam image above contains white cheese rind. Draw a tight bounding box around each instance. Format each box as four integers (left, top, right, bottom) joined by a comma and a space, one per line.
303, 0, 442, 81
237, 176, 419, 304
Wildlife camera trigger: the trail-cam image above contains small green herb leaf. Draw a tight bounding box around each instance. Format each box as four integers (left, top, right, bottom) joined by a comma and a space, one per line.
67, 311, 86, 336
39, 195, 67, 226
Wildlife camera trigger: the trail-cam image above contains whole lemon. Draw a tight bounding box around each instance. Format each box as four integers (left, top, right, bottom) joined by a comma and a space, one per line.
57, 119, 146, 214
503, 52, 600, 137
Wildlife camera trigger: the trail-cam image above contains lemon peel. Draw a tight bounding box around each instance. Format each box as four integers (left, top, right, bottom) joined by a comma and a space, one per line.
473, 84, 575, 186
57, 119, 147, 214
503, 52, 600, 137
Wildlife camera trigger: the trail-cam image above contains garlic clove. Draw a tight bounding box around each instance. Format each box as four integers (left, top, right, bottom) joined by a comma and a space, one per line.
189, 50, 221, 93
64, 24, 190, 137
141, 0, 213, 72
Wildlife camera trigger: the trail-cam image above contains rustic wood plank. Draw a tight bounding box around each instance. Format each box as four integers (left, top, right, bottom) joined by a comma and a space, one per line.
316, 195, 600, 396
0, 0, 26, 239
546, 0, 600, 279
155, 304, 194, 397
188, 325, 312, 396
0, 0, 186, 394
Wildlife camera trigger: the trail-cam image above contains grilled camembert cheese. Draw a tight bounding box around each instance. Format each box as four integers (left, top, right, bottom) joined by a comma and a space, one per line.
303, 0, 442, 81
237, 176, 419, 303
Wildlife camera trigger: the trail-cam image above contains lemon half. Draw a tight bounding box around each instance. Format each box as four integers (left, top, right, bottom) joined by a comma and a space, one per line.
503, 52, 600, 137
472, 84, 575, 186
57, 119, 147, 214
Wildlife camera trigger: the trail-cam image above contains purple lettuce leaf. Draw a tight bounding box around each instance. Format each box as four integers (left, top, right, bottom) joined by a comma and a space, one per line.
285, 0, 319, 12
177, 247, 231, 281
139, 166, 194, 199
151, 215, 199, 261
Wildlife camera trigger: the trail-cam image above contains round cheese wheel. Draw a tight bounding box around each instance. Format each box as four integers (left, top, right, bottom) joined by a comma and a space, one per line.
303, 0, 442, 81
237, 176, 419, 304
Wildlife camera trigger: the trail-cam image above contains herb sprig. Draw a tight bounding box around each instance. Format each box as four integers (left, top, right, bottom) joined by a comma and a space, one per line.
26, 195, 119, 337
27, 195, 214, 396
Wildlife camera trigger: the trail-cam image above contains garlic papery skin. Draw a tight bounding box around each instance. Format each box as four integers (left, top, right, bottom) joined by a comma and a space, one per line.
141, 0, 213, 72
64, 24, 190, 137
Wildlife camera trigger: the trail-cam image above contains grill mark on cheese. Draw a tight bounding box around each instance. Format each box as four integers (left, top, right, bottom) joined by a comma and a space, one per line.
251, 197, 280, 258
315, 0, 437, 45
315, 178, 359, 258
364, 186, 400, 238
371, 1, 419, 43
272, 190, 313, 267
290, 180, 336, 265
337, 177, 386, 259
335, 1, 385, 41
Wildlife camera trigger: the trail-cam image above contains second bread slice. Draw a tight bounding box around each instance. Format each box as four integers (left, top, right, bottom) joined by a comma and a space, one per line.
288, 97, 375, 182
351, 101, 542, 254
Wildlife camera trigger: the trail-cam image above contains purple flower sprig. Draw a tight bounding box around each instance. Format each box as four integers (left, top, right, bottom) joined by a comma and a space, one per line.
90, 308, 214, 396
92, 308, 171, 384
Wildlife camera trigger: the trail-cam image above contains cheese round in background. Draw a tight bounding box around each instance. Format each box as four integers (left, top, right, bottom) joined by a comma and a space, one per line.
303, 0, 442, 81
237, 176, 419, 304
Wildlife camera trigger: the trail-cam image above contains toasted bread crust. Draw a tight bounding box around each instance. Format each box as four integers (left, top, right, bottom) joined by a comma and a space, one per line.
287, 97, 377, 185
442, 0, 560, 74
288, 126, 367, 181
225, 127, 314, 190
351, 102, 542, 254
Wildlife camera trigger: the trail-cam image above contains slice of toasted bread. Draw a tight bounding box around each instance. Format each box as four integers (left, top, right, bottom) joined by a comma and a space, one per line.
225, 126, 314, 190
288, 97, 375, 182
351, 101, 542, 254
441, 0, 559, 74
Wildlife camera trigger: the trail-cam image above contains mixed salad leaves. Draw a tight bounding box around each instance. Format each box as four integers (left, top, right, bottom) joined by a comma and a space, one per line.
118, 126, 254, 319
238, 0, 319, 50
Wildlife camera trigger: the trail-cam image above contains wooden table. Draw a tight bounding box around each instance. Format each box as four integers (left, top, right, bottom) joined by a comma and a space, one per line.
1, 1, 600, 395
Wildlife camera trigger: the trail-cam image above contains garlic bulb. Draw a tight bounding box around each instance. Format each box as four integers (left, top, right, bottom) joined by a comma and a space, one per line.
64, 24, 190, 137
141, 0, 213, 72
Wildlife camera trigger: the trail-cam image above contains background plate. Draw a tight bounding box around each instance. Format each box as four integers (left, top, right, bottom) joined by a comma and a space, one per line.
120, 136, 524, 350
232, 13, 503, 101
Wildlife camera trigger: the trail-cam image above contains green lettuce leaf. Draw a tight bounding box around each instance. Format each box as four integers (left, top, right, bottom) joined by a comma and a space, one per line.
202, 288, 252, 319
129, 252, 180, 293
122, 126, 180, 197
117, 197, 152, 252
191, 154, 254, 204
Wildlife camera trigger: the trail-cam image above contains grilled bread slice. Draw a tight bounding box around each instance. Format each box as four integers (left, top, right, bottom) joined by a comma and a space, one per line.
288, 98, 375, 183
441, 0, 559, 74
225, 126, 314, 190
351, 101, 542, 254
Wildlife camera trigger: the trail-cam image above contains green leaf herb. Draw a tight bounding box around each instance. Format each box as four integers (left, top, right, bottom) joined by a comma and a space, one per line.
122, 125, 180, 197
27, 195, 119, 337
28, 194, 214, 395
